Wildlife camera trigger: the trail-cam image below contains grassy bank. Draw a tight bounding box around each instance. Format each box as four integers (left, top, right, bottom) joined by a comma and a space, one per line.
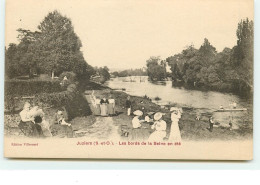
86, 82, 253, 141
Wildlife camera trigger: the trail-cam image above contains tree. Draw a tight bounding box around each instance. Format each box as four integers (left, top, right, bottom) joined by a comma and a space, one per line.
167, 45, 199, 83
34, 10, 88, 77
146, 56, 167, 81
232, 18, 254, 90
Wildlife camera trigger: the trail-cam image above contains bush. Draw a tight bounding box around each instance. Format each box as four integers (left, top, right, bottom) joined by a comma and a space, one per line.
5, 79, 62, 96
34, 90, 76, 108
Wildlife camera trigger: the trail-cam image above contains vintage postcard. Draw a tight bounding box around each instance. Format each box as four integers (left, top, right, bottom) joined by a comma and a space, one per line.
4, 0, 254, 160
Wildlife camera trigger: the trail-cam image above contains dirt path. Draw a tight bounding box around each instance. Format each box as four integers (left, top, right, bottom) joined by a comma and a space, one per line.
74, 116, 121, 140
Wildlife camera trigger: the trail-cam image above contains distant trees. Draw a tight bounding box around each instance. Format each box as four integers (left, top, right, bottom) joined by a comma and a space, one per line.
166, 18, 254, 96
146, 56, 167, 81
5, 10, 93, 80
94, 66, 110, 83
112, 68, 147, 77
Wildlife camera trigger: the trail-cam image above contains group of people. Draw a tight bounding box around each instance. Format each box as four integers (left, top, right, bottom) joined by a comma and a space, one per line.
19, 102, 51, 137
90, 90, 116, 116
130, 105, 183, 143
19, 102, 73, 138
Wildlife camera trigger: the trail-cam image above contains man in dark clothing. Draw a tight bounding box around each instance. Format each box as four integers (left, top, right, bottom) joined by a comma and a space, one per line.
208, 116, 214, 132
126, 96, 132, 116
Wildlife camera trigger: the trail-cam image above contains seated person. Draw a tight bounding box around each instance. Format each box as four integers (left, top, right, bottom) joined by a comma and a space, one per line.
55, 110, 71, 126
132, 110, 144, 128
148, 112, 167, 141
19, 102, 44, 137
144, 112, 155, 123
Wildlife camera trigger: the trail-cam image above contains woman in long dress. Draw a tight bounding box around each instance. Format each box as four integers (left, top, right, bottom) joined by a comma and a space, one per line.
95, 98, 101, 115
108, 97, 115, 116
148, 112, 167, 141
100, 97, 109, 116
168, 108, 182, 143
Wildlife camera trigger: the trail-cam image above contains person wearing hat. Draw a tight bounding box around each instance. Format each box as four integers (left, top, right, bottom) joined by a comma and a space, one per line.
132, 110, 144, 129
148, 112, 167, 141
168, 108, 182, 143
131, 110, 146, 140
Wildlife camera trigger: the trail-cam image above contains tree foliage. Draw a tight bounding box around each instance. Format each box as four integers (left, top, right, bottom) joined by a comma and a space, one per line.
112, 68, 147, 77
146, 56, 167, 81
166, 18, 253, 96
5, 10, 93, 80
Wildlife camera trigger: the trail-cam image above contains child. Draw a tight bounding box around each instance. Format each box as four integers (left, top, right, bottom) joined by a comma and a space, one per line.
56, 110, 71, 127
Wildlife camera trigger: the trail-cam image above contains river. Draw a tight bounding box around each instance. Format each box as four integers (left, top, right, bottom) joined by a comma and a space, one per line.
105, 76, 253, 127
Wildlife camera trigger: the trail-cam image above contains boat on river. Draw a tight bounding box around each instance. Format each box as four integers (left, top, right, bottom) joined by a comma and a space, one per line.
215, 108, 247, 112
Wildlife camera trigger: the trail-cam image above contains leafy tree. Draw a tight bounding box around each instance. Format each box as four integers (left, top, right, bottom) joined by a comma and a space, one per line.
34, 10, 88, 77
232, 18, 254, 90
146, 56, 167, 81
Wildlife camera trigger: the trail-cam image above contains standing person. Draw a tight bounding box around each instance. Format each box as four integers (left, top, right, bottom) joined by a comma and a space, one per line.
168, 108, 182, 143
108, 95, 115, 116
229, 114, 233, 131
148, 112, 167, 141
94, 96, 101, 116
100, 96, 109, 116
91, 91, 101, 116
208, 116, 214, 132
126, 96, 132, 116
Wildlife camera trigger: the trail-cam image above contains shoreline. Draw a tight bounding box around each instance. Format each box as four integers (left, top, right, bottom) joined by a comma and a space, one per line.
84, 81, 253, 141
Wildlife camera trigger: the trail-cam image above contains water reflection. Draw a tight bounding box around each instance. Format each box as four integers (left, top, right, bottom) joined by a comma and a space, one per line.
106, 76, 252, 126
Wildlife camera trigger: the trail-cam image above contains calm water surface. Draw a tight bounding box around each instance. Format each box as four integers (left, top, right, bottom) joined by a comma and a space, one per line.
105, 76, 253, 125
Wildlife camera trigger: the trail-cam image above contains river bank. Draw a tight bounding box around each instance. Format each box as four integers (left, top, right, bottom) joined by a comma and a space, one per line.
4, 81, 253, 141
82, 81, 252, 141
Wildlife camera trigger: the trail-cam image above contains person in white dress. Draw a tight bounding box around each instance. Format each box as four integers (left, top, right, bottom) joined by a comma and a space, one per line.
148, 112, 167, 141
132, 110, 143, 128
168, 107, 182, 143
108, 97, 115, 116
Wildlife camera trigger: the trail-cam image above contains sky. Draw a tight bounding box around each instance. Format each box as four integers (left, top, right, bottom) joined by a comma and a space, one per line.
5, 0, 254, 70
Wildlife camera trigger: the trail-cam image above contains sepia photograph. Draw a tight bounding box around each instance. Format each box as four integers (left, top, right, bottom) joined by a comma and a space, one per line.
4, 0, 254, 159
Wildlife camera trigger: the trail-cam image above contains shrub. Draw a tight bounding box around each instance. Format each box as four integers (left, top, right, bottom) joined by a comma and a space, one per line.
154, 96, 161, 101
5, 79, 62, 96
